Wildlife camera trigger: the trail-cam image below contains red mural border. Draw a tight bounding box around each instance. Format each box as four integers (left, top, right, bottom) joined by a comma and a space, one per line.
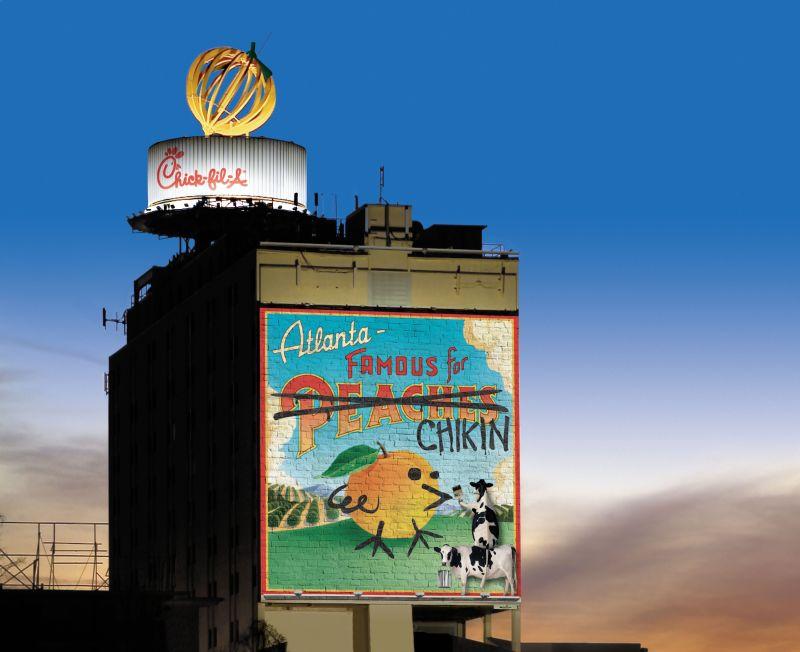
259, 306, 521, 598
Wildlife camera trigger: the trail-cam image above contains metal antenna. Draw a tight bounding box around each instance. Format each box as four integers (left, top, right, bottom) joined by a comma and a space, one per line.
379, 166, 385, 204
256, 32, 273, 55
102, 307, 127, 334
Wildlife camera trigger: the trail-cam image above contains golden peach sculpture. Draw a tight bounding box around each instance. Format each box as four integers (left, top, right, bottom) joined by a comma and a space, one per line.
186, 44, 276, 137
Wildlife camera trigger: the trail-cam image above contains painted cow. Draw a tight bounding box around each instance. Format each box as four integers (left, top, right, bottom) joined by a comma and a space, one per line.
433, 544, 517, 595
459, 479, 500, 551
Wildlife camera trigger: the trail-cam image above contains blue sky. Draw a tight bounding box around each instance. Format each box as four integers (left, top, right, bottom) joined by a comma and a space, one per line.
1, 2, 799, 649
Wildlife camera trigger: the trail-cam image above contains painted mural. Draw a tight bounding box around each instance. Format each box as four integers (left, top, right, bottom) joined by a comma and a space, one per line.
260, 308, 519, 596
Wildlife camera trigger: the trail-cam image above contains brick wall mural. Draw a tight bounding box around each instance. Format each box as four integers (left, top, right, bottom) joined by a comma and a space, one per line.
260, 308, 519, 596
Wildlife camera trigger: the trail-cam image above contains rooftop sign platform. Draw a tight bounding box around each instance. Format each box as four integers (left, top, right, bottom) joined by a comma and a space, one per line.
139, 44, 306, 222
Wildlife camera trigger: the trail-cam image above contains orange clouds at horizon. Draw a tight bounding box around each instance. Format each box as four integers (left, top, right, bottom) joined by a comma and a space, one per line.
3, 426, 799, 652
471, 474, 800, 652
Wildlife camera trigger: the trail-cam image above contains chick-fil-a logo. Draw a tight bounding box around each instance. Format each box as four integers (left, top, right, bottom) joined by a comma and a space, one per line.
156, 147, 248, 191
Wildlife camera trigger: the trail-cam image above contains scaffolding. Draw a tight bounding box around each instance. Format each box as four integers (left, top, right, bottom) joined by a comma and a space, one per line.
0, 521, 109, 590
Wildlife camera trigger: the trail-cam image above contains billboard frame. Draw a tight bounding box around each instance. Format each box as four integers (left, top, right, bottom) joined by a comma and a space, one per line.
259, 306, 520, 599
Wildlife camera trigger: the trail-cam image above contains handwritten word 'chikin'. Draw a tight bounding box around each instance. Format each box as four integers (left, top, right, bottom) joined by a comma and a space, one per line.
272, 320, 382, 363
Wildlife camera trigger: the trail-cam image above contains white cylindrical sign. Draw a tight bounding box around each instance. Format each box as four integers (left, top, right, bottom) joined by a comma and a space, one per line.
147, 136, 306, 210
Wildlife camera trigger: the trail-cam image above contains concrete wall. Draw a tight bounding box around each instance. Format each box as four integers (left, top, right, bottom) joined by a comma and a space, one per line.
109, 243, 261, 652
369, 605, 414, 652
261, 605, 357, 652
261, 604, 414, 652
257, 248, 518, 311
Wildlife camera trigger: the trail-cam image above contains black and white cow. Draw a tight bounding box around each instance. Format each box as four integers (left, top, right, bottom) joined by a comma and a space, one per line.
433, 544, 517, 595
459, 479, 500, 551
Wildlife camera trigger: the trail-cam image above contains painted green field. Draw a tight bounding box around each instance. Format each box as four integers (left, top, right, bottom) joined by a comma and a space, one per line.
267, 515, 515, 593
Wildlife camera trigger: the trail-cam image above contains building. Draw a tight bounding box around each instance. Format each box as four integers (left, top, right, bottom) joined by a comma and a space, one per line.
109, 46, 520, 652
0, 589, 203, 652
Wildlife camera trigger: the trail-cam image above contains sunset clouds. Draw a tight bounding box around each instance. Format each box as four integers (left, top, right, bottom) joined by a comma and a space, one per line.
0, 427, 107, 523
1, 0, 799, 646
477, 474, 800, 652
